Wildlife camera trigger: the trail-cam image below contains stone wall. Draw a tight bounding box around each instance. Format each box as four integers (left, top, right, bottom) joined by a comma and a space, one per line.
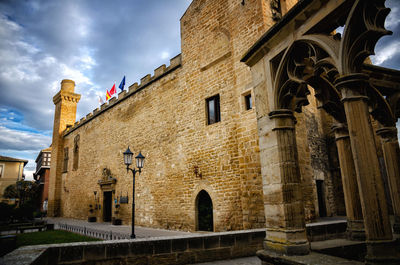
54, 0, 275, 232
49, 0, 346, 232
2, 230, 265, 265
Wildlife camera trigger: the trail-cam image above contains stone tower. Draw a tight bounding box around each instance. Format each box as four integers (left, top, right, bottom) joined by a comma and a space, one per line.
48, 79, 81, 216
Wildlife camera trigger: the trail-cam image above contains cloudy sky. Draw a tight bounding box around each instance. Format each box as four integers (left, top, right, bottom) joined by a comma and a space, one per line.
0, 0, 399, 180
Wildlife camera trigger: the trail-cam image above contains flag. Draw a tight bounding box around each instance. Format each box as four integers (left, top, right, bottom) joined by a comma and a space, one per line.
109, 84, 116, 95
118, 76, 126, 92
98, 95, 104, 105
106, 84, 116, 101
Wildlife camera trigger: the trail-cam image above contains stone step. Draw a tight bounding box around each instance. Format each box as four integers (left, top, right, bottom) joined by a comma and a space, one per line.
306, 219, 347, 242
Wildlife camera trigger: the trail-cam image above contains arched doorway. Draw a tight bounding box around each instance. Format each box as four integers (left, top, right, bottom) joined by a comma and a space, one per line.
196, 190, 213, 231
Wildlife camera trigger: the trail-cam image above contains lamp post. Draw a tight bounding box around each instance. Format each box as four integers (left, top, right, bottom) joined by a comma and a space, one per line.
123, 146, 145, 239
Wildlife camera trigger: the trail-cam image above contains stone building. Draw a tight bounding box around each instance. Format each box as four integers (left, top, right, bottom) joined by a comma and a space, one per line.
47, 4, 400, 263
33, 147, 51, 212
48, 0, 346, 232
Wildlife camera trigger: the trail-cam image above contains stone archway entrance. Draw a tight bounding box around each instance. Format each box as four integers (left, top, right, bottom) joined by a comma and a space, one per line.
196, 190, 213, 231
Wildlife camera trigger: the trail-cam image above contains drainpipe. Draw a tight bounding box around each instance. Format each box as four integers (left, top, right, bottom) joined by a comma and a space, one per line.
17, 162, 22, 181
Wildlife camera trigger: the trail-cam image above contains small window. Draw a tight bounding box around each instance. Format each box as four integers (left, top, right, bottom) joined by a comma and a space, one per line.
206, 95, 220, 125
0, 164, 4, 178
245, 94, 252, 110
63, 148, 69, 173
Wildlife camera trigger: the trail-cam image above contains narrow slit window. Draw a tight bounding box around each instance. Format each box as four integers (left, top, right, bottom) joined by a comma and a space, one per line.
73, 135, 80, 171
63, 148, 69, 173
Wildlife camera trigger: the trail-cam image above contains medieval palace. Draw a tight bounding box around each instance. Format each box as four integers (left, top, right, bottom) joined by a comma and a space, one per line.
47, 0, 400, 263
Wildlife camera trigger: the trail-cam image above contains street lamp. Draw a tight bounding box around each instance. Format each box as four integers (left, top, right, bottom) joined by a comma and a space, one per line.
123, 146, 145, 239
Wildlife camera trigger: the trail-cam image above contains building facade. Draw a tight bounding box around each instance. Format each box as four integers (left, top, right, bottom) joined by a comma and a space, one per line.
48, 0, 348, 232
0, 155, 27, 203
34, 147, 51, 212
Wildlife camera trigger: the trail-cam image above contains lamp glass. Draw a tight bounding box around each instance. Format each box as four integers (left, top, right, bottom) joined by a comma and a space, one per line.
135, 152, 145, 169
123, 147, 133, 166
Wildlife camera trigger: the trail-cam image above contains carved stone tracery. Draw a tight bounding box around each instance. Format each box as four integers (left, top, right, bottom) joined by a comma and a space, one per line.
274, 38, 345, 123
98, 168, 117, 192
270, 0, 282, 21
339, 0, 392, 74
255, 0, 400, 260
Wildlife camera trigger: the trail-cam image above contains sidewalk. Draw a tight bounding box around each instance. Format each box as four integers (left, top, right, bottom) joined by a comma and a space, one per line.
45, 217, 198, 238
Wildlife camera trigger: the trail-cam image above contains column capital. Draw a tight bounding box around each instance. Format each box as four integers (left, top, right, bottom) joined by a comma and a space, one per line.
335, 73, 369, 102
269, 109, 296, 131
332, 123, 350, 141
376, 127, 398, 142
269, 109, 295, 119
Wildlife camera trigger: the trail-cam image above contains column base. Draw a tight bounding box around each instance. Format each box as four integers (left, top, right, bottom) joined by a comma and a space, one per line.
263, 228, 310, 255
263, 240, 310, 256
365, 239, 400, 265
347, 219, 366, 241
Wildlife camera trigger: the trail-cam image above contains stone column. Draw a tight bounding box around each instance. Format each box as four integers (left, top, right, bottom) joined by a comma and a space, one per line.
336, 74, 399, 264
376, 126, 400, 234
260, 109, 309, 256
332, 123, 365, 240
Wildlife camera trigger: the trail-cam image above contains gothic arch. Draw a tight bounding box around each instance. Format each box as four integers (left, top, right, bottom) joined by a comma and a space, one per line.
192, 183, 216, 231
195, 190, 214, 231
339, 0, 391, 74
273, 37, 345, 122
242, 0, 400, 259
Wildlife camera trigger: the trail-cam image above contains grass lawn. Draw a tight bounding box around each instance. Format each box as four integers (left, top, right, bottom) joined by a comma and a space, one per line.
16, 230, 101, 247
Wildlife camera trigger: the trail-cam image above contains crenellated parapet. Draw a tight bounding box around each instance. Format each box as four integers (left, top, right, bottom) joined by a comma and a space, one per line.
53, 92, 81, 105
128, 54, 181, 92
63, 54, 182, 136
53, 80, 81, 105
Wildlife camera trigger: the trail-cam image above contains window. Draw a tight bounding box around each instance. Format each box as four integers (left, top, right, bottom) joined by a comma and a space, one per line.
73, 135, 80, 170
63, 148, 69, 173
0, 164, 4, 178
245, 94, 252, 110
206, 94, 220, 125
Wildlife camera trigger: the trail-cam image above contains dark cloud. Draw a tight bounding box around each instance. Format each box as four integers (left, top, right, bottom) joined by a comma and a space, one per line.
0, 126, 51, 151
0, 0, 191, 132
0, 0, 191, 177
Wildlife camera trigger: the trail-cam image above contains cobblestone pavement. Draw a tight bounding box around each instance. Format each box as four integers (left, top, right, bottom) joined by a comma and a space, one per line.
45, 217, 198, 238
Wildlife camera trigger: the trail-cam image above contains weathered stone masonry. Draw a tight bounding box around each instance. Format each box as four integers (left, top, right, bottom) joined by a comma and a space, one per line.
48, 0, 346, 232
